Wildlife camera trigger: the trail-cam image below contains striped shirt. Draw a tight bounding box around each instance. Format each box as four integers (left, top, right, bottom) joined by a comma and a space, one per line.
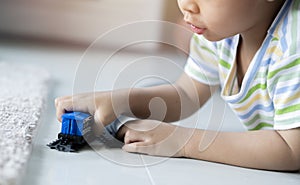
184, 0, 300, 130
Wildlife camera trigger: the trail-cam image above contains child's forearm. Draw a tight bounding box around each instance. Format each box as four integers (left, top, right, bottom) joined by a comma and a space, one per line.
122, 74, 216, 122
184, 128, 300, 171
125, 84, 195, 122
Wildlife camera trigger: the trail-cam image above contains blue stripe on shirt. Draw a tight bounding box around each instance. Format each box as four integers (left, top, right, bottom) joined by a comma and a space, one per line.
238, 103, 274, 120
275, 83, 300, 95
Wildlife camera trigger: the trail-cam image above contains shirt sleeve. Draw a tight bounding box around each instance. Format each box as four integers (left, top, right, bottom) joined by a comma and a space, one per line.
105, 115, 138, 136
184, 34, 220, 85
267, 54, 300, 130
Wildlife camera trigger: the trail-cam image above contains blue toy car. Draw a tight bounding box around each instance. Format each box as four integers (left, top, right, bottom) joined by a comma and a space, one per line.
47, 111, 94, 152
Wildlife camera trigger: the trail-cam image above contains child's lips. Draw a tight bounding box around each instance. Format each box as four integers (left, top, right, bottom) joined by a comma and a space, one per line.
190, 24, 206, 34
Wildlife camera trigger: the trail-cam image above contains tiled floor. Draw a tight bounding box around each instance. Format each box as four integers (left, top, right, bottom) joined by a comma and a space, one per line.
0, 37, 299, 185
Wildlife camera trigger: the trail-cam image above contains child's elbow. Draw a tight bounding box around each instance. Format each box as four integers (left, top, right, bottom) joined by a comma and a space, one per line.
277, 128, 300, 172
286, 159, 300, 172
285, 146, 300, 172
286, 158, 300, 172
291, 153, 300, 171
277, 152, 300, 172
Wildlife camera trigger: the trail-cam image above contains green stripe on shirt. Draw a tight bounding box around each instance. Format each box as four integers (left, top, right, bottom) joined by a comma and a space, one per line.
268, 58, 300, 79
275, 103, 300, 115
249, 122, 273, 131
240, 83, 267, 103
244, 114, 274, 126
219, 59, 231, 70
268, 71, 300, 92
185, 64, 219, 84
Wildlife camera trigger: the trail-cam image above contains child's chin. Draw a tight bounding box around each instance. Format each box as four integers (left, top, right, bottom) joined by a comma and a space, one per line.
202, 33, 228, 42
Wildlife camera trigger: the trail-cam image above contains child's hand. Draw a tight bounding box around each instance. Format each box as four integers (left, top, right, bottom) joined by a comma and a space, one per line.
55, 91, 125, 133
117, 120, 192, 157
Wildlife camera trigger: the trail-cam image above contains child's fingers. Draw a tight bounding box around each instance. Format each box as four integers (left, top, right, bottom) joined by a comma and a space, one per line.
54, 96, 73, 122
122, 142, 150, 155
54, 95, 71, 107
122, 129, 152, 154
92, 111, 107, 136
123, 129, 145, 144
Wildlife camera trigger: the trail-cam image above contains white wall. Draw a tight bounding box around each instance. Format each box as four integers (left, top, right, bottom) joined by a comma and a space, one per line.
0, 0, 173, 47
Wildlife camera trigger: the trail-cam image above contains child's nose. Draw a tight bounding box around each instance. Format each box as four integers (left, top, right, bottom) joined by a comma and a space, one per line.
178, 0, 199, 14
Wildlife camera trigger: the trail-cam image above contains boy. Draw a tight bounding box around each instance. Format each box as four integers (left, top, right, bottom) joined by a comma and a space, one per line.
55, 0, 300, 171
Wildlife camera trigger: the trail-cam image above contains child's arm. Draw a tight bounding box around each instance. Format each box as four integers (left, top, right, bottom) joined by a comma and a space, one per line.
184, 127, 300, 171
120, 121, 300, 171
127, 73, 217, 122
55, 73, 217, 126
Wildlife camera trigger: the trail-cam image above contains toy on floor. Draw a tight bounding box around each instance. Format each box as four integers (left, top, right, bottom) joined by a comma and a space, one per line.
47, 111, 94, 152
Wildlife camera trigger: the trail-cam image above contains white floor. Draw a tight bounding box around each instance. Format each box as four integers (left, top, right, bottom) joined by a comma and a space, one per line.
0, 37, 299, 185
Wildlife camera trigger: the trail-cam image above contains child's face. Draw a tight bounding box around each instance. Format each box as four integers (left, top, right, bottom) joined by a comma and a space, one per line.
177, 0, 262, 41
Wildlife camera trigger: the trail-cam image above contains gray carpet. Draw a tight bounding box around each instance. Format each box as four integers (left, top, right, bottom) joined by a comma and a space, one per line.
0, 62, 49, 185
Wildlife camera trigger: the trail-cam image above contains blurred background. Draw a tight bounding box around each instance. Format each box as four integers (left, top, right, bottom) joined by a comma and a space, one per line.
0, 0, 192, 51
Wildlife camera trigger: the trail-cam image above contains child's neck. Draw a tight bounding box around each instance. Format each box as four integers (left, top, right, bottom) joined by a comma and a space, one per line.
236, 0, 285, 87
